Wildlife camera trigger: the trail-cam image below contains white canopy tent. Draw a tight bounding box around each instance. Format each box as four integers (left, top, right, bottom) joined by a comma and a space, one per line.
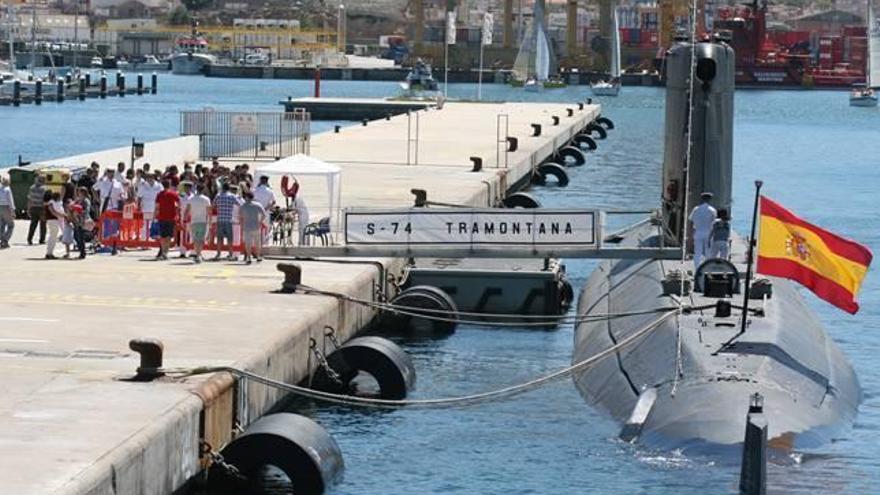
255, 154, 343, 234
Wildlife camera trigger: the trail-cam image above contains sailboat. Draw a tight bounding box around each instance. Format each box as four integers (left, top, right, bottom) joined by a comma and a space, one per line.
850, 0, 878, 106
510, 0, 564, 91
591, 6, 622, 96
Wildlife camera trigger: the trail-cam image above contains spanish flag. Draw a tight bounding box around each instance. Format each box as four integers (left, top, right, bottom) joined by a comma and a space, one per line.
757, 196, 872, 314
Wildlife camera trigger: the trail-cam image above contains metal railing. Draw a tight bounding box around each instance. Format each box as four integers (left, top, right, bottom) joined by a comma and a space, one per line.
180, 109, 310, 161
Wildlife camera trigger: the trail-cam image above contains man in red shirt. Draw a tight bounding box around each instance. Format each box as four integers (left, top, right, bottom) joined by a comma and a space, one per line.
154, 179, 179, 260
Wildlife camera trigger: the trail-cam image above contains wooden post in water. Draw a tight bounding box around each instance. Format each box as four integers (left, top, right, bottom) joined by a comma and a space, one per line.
34, 78, 42, 105
151, 72, 157, 94
56, 79, 64, 102
12, 80, 21, 107
100, 75, 107, 98
137, 74, 143, 95
78, 76, 86, 101
118, 73, 125, 97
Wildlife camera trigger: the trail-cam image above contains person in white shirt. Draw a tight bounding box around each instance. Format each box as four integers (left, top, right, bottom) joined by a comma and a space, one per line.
45, 192, 66, 259
178, 182, 195, 258
184, 184, 212, 263
294, 194, 309, 245
0, 177, 15, 248
96, 170, 126, 213
136, 174, 163, 240
688, 192, 718, 270
253, 175, 276, 243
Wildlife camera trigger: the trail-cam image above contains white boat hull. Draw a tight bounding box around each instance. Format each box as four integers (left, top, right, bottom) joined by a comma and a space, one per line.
849, 94, 878, 107
591, 83, 620, 96
524, 81, 542, 92
171, 53, 215, 75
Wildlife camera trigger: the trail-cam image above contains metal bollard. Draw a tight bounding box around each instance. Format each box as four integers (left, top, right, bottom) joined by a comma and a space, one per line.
739, 393, 768, 495
12, 80, 21, 106
118, 72, 125, 97
137, 73, 143, 95
34, 79, 42, 105
65, 72, 72, 84
151, 72, 157, 94
56, 78, 65, 102
85, 72, 91, 87
129, 338, 165, 381
99, 75, 107, 98
276, 263, 302, 293
78, 76, 86, 101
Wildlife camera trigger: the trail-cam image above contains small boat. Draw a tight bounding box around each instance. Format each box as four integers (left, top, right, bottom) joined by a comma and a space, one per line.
591, 7, 622, 96
849, 84, 878, 107
89, 56, 103, 68
115, 57, 129, 69
850, 1, 878, 107
399, 59, 440, 97
131, 55, 169, 72
524, 77, 542, 92
510, 0, 561, 89
170, 20, 217, 75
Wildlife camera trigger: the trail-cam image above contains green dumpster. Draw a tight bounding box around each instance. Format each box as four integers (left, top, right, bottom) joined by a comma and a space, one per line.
8, 167, 35, 219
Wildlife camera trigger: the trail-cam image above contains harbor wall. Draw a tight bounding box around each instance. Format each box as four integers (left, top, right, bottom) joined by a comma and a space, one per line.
205, 64, 662, 86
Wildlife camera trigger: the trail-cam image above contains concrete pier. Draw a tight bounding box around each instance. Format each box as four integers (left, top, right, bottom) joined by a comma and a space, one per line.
280, 97, 435, 120
0, 100, 600, 494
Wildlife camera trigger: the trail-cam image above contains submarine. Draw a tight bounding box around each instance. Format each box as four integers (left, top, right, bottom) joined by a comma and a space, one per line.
572, 38, 861, 452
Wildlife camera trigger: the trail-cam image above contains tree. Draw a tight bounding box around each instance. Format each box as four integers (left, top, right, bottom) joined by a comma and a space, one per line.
182, 0, 214, 11
167, 7, 192, 26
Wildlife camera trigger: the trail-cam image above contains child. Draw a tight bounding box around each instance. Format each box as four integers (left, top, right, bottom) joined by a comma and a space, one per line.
61, 199, 75, 258
710, 208, 732, 260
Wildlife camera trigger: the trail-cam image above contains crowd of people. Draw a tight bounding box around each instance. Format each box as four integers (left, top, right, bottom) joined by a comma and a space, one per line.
8, 158, 308, 264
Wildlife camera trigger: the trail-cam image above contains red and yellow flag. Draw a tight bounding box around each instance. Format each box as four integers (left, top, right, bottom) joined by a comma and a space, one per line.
757, 196, 872, 314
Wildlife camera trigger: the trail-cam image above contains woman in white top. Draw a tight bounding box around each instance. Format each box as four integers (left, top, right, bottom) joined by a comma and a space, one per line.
45, 192, 66, 259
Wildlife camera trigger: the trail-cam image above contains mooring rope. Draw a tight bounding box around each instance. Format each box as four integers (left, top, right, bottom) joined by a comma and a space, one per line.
671, 0, 703, 399
161, 310, 677, 410
295, 284, 697, 328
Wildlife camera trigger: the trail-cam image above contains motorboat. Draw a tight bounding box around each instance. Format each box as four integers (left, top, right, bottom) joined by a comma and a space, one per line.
399, 59, 440, 96
170, 21, 217, 75
849, 1, 878, 107
90, 56, 103, 68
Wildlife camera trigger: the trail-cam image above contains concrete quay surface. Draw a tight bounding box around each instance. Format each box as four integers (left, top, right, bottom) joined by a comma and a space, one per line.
0, 100, 601, 495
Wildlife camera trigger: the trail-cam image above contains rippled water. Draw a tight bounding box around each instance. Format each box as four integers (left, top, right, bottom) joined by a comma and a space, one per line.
1, 76, 877, 494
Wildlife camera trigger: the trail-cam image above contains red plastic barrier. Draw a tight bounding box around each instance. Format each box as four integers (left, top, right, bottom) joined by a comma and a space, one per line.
99, 208, 267, 254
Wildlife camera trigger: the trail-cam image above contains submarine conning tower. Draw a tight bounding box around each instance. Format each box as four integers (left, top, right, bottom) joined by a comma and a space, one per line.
661, 39, 735, 244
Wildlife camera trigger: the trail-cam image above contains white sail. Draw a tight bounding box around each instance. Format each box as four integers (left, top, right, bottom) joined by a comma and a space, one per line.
611, 7, 621, 78
511, 0, 554, 82
536, 25, 551, 81
870, 0, 880, 87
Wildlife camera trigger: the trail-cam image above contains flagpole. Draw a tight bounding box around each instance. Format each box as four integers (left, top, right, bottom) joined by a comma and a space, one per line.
477, 41, 484, 100
444, 39, 449, 98
739, 180, 763, 336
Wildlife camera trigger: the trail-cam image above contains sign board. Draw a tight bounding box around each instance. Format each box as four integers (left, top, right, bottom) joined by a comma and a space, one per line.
231, 114, 258, 135
345, 209, 600, 247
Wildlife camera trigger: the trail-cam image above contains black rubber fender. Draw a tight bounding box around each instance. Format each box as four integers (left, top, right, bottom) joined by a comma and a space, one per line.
596, 116, 615, 130
558, 146, 586, 167
207, 413, 344, 495
385, 285, 459, 335
533, 162, 569, 187
312, 336, 416, 399
559, 279, 574, 312
585, 122, 608, 140
573, 134, 598, 151
503, 192, 542, 209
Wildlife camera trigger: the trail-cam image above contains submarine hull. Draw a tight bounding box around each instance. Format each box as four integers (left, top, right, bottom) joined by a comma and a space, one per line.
573, 228, 860, 451
573, 39, 860, 452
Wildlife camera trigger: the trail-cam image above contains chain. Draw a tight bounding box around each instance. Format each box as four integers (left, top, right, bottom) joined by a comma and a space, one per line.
200, 440, 246, 482
310, 337, 344, 387
323, 325, 341, 349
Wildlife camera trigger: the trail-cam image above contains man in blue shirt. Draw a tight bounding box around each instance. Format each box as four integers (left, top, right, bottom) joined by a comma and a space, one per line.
212, 182, 241, 261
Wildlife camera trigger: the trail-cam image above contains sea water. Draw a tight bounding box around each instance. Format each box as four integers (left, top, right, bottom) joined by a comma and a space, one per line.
1, 75, 877, 494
